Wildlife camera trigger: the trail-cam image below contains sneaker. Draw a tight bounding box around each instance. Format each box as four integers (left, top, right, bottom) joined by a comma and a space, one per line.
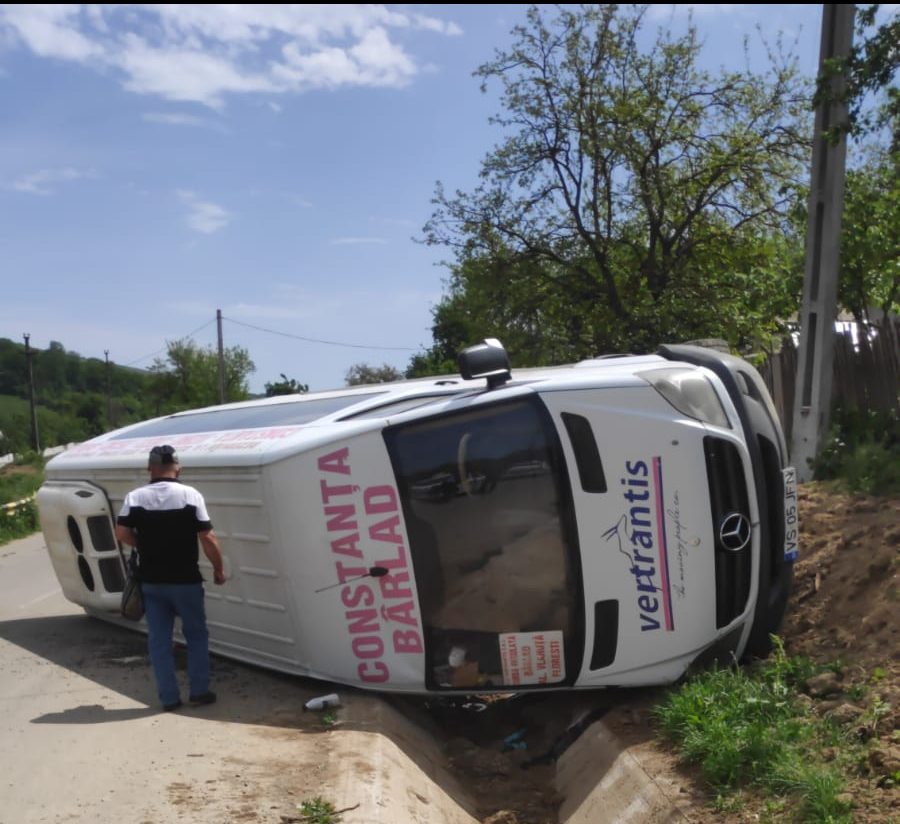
162, 699, 183, 712
189, 691, 217, 706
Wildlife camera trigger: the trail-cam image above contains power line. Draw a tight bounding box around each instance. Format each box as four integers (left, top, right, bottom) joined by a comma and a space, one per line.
223, 315, 417, 352
124, 319, 218, 366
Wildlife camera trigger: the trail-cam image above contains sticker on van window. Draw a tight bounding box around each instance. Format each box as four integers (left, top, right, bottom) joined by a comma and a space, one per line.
499, 630, 565, 686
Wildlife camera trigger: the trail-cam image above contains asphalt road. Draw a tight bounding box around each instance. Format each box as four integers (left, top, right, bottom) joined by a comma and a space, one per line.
0, 533, 694, 824
0, 533, 456, 824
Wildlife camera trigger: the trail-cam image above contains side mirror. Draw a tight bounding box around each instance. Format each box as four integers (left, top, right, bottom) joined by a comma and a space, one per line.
458, 338, 511, 389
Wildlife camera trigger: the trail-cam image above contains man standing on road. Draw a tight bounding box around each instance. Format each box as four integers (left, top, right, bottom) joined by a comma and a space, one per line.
115, 444, 226, 711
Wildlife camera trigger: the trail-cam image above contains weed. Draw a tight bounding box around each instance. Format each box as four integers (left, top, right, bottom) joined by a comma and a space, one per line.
713, 791, 745, 814
863, 696, 892, 736
297, 797, 338, 824
321, 711, 338, 726
846, 682, 867, 701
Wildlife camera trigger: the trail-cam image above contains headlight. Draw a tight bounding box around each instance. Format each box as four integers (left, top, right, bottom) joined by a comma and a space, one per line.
639, 368, 731, 428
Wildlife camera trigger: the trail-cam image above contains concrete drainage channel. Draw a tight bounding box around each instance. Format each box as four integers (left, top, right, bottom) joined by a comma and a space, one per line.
314, 691, 694, 824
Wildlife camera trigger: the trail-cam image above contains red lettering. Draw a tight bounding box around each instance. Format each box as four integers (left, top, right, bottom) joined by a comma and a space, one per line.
378, 570, 412, 600
364, 485, 397, 514
523, 646, 533, 677
375, 543, 407, 570
318, 447, 351, 475
535, 635, 546, 670
347, 608, 379, 636
340, 583, 374, 609
359, 661, 390, 683
352, 635, 384, 659
331, 533, 363, 559
325, 504, 357, 533
393, 630, 423, 654
320, 479, 356, 503
550, 640, 562, 677
381, 600, 418, 627
369, 515, 403, 544
334, 561, 366, 584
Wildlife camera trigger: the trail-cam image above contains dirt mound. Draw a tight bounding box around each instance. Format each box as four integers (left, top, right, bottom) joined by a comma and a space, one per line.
783, 484, 899, 670
779, 483, 900, 824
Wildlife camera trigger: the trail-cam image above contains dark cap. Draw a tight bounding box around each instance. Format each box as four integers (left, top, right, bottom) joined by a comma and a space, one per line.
148, 444, 179, 466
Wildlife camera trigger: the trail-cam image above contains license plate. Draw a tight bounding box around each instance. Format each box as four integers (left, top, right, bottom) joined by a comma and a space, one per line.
783, 466, 799, 562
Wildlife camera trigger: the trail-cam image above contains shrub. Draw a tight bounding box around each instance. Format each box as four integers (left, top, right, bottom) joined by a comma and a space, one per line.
813, 407, 900, 495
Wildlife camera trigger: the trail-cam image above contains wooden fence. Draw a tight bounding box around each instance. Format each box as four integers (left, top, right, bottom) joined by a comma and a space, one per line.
759, 317, 900, 444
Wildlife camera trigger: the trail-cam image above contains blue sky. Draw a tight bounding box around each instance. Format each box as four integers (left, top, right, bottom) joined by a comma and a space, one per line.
0, 4, 846, 394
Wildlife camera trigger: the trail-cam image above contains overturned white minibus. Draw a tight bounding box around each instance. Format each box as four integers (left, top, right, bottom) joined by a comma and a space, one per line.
37, 340, 797, 693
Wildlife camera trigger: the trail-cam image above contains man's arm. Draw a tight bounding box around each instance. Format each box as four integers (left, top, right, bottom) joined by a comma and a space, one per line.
199, 530, 226, 585
115, 524, 137, 547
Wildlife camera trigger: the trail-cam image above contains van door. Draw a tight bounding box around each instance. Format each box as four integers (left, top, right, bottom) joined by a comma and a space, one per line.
36, 480, 124, 613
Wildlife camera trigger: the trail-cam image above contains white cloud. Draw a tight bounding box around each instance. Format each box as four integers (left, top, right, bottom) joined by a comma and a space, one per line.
142, 112, 223, 129
0, 4, 462, 107
329, 236, 388, 246
0, 5, 101, 61
118, 33, 274, 108
11, 167, 96, 195
411, 14, 463, 37
177, 190, 231, 234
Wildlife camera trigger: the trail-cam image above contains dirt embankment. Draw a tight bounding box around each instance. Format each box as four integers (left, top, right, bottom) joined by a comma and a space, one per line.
777, 484, 900, 824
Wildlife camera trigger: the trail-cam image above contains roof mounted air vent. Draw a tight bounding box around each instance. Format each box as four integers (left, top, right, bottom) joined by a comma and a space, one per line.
458, 338, 511, 389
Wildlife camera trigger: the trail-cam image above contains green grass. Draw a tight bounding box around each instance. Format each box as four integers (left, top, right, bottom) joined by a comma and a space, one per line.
0, 394, 29, 415
0, 499, 39, 545
0, 459, 43, 545
655, 639, 856, 823
0, 469, 43, 504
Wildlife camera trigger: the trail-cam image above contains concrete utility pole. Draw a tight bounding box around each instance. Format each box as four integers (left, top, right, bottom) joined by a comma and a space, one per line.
23, 334, 40, 453
791, 4, 855, 481
216, 309, 226, 405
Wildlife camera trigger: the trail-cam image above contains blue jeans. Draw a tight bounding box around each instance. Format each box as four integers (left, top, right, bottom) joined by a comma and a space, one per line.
142, 583, 210, 706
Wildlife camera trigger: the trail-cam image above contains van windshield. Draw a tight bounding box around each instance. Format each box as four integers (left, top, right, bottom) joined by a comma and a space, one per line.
384, 396, 583, 690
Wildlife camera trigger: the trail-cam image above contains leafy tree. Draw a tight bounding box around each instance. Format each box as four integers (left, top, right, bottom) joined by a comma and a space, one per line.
0, 338, 25, 395
0, 336, 250, 449
838, 147, 899, 324
148, 338, 255, 413
345, 363, 403, 386
264, 373, 309, 396
38, 341, 68, 395
815, 4, 899, 145
422, 5, 810, 361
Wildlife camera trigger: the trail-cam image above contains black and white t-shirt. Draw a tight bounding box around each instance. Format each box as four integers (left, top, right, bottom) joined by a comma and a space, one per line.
117, 479, 213, 584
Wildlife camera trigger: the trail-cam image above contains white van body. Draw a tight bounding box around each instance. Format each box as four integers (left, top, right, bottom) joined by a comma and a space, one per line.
36, 342, 796, 693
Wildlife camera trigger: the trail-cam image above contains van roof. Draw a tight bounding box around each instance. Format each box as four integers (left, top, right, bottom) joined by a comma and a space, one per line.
46, 353, 670, 472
